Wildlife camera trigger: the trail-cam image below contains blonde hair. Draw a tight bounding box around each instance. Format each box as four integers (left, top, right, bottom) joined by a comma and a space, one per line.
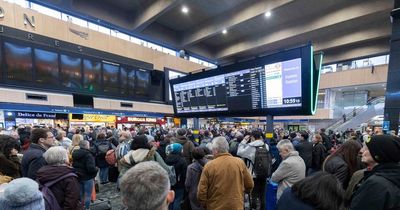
71, 134, 83, 146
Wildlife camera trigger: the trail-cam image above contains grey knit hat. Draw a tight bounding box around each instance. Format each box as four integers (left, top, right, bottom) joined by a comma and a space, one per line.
0, 178, 45, 210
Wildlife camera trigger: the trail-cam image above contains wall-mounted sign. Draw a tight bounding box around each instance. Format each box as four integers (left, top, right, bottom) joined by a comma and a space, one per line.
117, 116, 158, 123
69, 114, 115, 122
69, 28, 88, 39
16, 111, 56, 119
23, 13, 35, 28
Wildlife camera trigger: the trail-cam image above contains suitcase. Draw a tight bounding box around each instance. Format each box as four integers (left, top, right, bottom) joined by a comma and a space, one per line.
90, 198, 111, 210
265, 180, 278, 210
108, 166, 119, 183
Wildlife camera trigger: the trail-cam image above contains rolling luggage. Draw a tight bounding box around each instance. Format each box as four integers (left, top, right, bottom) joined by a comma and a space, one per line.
265, 180, 278, 210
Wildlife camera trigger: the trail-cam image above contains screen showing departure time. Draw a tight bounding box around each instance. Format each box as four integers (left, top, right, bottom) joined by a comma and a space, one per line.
173, 58, 302, 114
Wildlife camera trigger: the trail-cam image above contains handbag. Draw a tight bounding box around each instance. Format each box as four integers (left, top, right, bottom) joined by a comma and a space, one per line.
90, 198, 112, 210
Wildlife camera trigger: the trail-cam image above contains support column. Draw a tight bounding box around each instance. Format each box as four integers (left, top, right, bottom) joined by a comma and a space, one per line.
384, 1, 400, 135
265, 115, 274, 140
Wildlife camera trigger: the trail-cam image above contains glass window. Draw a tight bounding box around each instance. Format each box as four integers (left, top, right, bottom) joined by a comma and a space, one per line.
370, 55, 387, 66
98, 25, 111, 35
127, 68, 136, 97
135, 69, 150, 97
110, 30, 118, 37
189, 56, 199, 63
70, 16, 87, 28
4, 42, 33, 82
168, 70, 186, 100
60, 54, 82, 89
83, 59, 101, 92
102, 62, 120, 94
120, 67, 134, 96
34, 48, 59, 86
117, 32, 130, 41
88, 22, 99, 31
14, 0, 29, 8
30, 3, 61, 19
130, 36, 142, 45
162, 47, 176, 56
61, 13, 71, 22
148, 43, 162, 51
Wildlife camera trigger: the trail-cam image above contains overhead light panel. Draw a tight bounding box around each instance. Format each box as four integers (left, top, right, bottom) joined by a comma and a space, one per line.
264, 11, 271, 17
181, 6, 189, 14
222, 29, 227, 34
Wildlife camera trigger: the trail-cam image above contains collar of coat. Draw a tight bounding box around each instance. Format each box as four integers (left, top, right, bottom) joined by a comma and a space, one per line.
214, 152, 232, 159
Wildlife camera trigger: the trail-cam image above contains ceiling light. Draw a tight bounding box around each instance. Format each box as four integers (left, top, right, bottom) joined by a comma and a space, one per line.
181, 6, 189, 14
265, 11, 272, 17
222, 29, 227, 34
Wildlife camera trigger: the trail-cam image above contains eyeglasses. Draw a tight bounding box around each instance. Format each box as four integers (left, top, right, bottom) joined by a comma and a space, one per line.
47, 136, 55, 139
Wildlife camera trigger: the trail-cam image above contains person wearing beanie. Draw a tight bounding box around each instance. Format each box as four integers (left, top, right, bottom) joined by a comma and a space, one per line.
0, 177, 45, 210
173, 128, 195, 165
165, 143, 187, 210
350, 135, 400, 210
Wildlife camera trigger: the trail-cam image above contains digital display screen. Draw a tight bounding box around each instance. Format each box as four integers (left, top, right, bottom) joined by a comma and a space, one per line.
102, 62, 120, 94
4, 42, 33, 82
173, 58, 301, 114
83, 59, 101, 92
135, 69, 150, 97
34, 49, 59, 85
60, 54, 82, 89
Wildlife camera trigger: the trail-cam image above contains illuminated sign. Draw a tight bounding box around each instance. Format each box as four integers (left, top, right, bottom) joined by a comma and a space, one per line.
69, 114, 115, 122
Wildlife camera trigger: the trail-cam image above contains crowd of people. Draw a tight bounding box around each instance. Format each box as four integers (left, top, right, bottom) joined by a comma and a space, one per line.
0, 124, 399, 210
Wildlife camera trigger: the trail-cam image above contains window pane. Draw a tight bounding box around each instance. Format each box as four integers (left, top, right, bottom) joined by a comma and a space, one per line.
117, 32, 130, 41
34, 48, 59, 86
60, 54, 82, 89
102, 62, 120, 94
70, 16, 87, 27
30, 3, 61, 19
4, 42, 33, 82
88, 22, 99, 31
135, 69, 150, 97
162, 47, 176, 56
130, 36, 142, 45
83, 59, 101, 92
98, 25, 110, 35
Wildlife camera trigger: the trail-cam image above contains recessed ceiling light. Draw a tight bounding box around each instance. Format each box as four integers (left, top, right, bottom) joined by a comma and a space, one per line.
265, 11, 271, 17
222, 29, 227, 34
181, 6, 189, 14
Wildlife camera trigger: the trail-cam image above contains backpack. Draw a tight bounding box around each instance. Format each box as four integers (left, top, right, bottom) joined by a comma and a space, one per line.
105, 149, 117, 166
167, 165, 177, 187
40, 173, 77, 210
253, 144, 272, 178
229, 141, 239, 156
97, 143, 109, 155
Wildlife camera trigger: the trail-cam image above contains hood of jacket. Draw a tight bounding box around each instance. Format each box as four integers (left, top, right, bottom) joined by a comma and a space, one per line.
36, 165, 75, 183
123, 148, 151, 164
373, 163, 400, 188
174, 136, 188, 145
249, 139, 265, 147
72, 148, 92, 161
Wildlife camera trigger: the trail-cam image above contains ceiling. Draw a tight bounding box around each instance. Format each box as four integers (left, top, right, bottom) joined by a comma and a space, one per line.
34, 0, 393, 67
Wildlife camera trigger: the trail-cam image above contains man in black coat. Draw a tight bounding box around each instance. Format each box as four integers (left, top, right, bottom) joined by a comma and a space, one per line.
295, 131, 313, 174
72, 140, 98, 209
21, 128, 55, 179
350, 135, 400, 210
319, 128, 332, 152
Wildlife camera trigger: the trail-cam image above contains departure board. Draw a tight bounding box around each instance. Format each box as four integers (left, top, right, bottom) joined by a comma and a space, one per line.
173, 58, 302, 114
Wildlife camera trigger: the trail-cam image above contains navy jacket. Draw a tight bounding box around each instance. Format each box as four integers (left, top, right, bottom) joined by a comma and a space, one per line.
21, 143, 47, 180
72, 148, 98, 181
350, 163, 400, 210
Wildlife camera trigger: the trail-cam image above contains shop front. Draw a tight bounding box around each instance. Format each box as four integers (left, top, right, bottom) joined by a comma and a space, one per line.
4, 111, 69, 128
116, 116, 165, 129
69, 114, 116, 128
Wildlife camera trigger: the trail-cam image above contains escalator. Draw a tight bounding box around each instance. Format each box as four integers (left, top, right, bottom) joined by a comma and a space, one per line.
326, 97, 385, 132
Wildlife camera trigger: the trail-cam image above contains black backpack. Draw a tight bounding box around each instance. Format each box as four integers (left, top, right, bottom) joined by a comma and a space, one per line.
253, 144, 272, 178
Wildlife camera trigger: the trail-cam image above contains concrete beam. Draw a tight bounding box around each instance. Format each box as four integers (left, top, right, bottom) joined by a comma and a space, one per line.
182, 0, 294, 47
131, 0, 178, 32
215, 0, 393, 59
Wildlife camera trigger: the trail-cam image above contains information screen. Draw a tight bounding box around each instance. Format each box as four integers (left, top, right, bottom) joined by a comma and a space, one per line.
173, 58, 301, 114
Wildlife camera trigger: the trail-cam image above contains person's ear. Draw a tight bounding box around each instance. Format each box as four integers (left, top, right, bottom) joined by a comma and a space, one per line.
166, 190, 175, 205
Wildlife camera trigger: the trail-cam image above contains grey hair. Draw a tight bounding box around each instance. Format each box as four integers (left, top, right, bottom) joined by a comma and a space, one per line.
277, 139, 295, 152
211, 136, 229, 153
43, 146, 68, 165
79, 140, 89, 148
120, 161, 170, 210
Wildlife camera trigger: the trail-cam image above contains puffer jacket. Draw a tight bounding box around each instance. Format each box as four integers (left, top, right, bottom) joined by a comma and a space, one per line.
323, 155, 350, 189
185, 159, 207, 210
21, 143, 47, 180
72, 148, 98, 181
350, 163, 400, 210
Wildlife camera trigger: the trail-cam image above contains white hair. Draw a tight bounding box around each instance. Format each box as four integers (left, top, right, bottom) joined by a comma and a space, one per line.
120, 161, 169, 210
277, 139, 295, 152
211, 136, 229, 153
43, 146, 68, 165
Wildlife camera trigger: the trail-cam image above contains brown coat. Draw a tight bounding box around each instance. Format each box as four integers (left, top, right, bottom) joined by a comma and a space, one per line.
197, 153, 254, 210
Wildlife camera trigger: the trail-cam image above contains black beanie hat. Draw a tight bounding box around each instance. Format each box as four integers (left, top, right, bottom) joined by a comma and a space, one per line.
365, 135, 400, 163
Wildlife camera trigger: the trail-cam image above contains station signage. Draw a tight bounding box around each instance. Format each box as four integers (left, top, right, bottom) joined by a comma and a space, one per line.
117, 116, 158, 123
16, 111, 56, 119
